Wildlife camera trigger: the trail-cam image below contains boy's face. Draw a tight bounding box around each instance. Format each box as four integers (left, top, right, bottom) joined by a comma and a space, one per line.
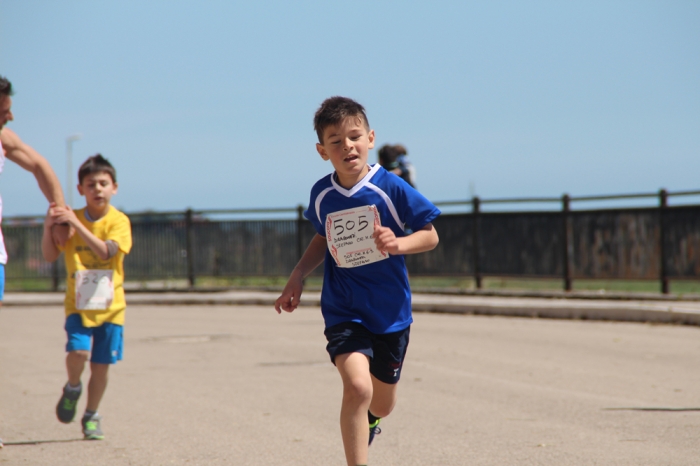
77, 172, 117, 213
316, 116, 375, 189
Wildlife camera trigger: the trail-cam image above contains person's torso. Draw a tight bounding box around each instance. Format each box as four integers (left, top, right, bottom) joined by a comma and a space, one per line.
63, 206, 132, 326
0, 139, 8, 264
305, 164, 438, 333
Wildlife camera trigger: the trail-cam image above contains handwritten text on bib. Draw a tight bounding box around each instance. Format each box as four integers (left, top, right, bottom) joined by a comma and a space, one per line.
75, 269, 114, 310
326, 205, 388, 268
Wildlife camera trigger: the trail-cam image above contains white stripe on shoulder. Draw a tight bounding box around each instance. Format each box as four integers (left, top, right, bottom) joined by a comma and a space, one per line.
366, 183, 403, 229
314, 186, 335, 224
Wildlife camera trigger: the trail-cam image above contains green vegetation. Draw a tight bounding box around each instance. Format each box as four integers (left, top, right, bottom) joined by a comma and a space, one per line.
6, 275, 698, 297
5, 278, 56, 292
408, 276, 700, 295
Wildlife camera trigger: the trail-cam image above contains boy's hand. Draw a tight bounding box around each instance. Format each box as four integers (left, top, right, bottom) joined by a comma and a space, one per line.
44, 203, 58, 228
50, 205, 79, 227
274, 270, 304, 314
374, 225, 400, 255
52, 224, 74, 247
44, 203, 75, 247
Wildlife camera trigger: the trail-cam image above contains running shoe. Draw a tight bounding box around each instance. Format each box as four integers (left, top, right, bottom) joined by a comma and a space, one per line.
369, 418, 381, 446
56, 383, 82, 423
82, 413, 104, 440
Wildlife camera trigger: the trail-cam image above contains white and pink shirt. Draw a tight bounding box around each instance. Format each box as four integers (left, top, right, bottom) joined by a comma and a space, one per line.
0, 138, 7, 264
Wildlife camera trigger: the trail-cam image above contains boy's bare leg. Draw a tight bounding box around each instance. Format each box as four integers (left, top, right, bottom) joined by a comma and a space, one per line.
66, 350, 89, 385
86, 362, 109, 412
368, 375, 399, 419
336, 352, 373, 466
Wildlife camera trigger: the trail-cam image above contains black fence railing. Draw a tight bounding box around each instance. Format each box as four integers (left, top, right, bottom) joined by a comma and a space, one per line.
4, 189, 699, 293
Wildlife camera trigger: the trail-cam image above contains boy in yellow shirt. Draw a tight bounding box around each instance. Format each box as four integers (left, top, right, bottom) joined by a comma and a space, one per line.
42, 154, 132, 440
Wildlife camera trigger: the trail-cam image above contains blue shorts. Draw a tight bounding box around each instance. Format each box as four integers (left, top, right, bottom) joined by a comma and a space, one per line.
324, 322, 410, 385
0, 263, 5, 301
65, 313, 124, 364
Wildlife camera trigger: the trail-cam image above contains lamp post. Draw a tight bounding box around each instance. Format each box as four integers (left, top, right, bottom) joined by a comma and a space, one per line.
65, 134, 82, 208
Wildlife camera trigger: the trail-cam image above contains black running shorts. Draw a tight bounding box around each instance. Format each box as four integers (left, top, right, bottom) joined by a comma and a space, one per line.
324, 321, 410, 385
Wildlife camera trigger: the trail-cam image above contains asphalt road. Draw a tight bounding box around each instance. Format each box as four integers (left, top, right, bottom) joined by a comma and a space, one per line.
1, 304, 699, 465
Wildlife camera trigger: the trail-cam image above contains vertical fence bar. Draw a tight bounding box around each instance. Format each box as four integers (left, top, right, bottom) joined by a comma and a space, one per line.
185, 208, 195, 287
52, 260, 59, 291
562, 194, 572, 292
296, 205, 304, 263
472, 196, 482, 289
296, 205, 306, 285
659, 189, 669, 294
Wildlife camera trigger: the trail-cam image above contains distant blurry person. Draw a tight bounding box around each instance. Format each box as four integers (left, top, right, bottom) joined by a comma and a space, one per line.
0, 75, 70, 448
392, 144, 416, 188
377, 143, 416, 188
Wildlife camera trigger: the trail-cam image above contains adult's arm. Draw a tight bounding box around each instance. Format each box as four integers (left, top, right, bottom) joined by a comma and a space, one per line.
1, 128, 66, 206
1, 128, 72, 245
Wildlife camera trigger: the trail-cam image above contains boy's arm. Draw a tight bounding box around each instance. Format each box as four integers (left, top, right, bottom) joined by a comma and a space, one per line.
50, 206, 114, 261
374, 222, 439, 255
41, 205, 61, 262
274, 234, 327, 314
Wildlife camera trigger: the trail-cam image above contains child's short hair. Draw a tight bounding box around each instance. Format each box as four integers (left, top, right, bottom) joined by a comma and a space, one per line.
78, 154, 117, 184
313, 96, 370, 144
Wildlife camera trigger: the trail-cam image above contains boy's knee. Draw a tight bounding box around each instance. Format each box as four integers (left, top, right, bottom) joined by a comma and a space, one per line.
68, 350, 89, 362
342, 377, 373, 405
368, 404, 394, 418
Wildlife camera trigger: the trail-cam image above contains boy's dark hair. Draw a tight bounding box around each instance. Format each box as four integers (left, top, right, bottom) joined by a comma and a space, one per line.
78, 154, 117, 184
313, 96, 370, 144
0, 76, 13, 97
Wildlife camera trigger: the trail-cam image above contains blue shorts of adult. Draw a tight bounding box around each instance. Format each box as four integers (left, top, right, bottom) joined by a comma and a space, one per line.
0, 263, 5, 301
65, 313, 124, 364
324, 321, 410, 385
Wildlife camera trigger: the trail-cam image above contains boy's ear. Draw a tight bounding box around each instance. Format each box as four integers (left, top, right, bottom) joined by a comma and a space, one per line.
112, 182, 118, 195
316, 143, 330, 161
77, 184, 84, 196
368, 129, 375, 149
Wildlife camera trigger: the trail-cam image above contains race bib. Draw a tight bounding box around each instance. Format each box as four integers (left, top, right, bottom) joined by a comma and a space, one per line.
326, 205, 388, 268
75, 269, 114, 310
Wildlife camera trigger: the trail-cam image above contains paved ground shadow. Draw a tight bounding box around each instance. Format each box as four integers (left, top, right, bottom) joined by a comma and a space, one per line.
2, 438, 84, 446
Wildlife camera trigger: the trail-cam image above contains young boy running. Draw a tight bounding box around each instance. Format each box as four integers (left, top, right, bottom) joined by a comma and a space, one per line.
42, 154, 132, 440
275, 96, 440, 465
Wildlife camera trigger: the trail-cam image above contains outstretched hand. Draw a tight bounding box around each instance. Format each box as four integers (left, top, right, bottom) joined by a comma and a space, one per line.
274, 270, 304, 314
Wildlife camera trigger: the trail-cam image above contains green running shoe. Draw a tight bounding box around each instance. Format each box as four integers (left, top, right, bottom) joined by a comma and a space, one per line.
56, 384, 82, 423
369, 418, 381, 446
82, 413, 104, 440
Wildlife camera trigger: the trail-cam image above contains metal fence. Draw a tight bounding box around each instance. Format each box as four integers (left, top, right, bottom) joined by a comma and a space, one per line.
4, 189, 699, 293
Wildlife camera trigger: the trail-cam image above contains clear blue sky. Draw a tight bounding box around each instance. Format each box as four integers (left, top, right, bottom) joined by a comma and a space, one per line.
1, 1, 698, 216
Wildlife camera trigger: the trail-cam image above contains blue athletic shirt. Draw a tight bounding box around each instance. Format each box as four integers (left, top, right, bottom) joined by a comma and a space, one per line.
305, 163, 441, 334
